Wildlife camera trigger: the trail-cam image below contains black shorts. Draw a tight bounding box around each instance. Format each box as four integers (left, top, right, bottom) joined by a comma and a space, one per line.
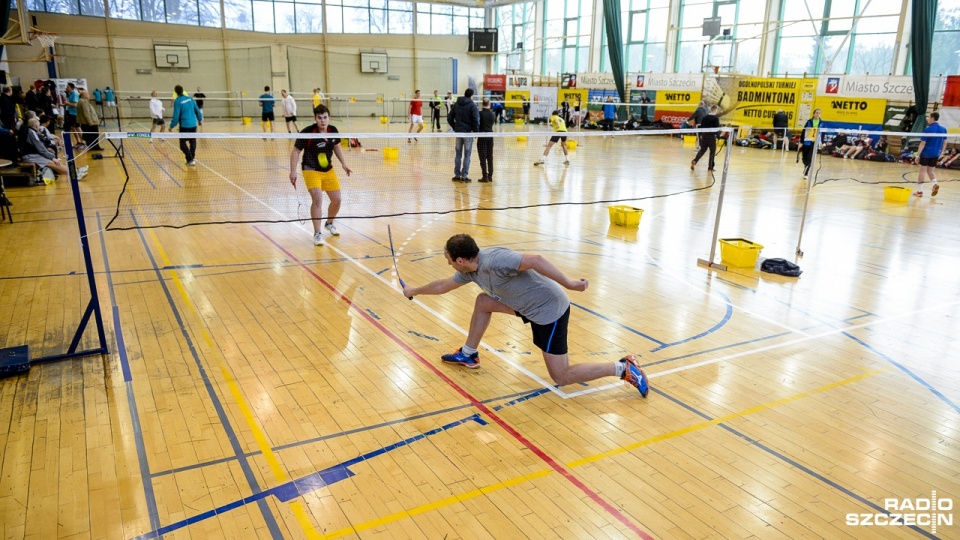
517, 306, 570, 355
550, 135, 568, 144
285, 115, 297, 122
919, 156, 938, 167
64, 113, 77, 129
773, 127, 787, 136
262, 111, 275, 122
152, 118, 165, 126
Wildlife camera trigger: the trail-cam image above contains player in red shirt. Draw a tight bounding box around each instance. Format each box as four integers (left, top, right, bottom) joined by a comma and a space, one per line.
408, 89, 424, 142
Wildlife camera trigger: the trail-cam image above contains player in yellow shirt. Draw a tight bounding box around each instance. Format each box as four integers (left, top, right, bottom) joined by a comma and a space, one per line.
534, 110, 570, 166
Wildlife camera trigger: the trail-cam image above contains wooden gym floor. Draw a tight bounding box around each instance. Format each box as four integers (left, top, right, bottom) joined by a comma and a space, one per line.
1, 118, 958, 539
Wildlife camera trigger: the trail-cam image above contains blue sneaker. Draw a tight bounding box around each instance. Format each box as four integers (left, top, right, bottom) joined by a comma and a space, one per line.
621, 354, 649, 397
441, 348, 480, 369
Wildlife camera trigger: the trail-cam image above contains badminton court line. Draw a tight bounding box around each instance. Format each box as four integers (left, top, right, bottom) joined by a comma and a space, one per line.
562, 297, 960, 398
194, 161, 586, 398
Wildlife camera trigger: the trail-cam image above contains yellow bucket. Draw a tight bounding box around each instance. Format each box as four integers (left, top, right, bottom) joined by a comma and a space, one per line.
241, 117, 251, 125
515, 119, 524, 125
517, 135, 527, 141
379, 116, 389, 124
608, 205, 643, 227
383, 147, 399, 160
884, 185, 911, 202
566, 140, 578, 150
719, 238, 764, 268
682, 134, 697, 148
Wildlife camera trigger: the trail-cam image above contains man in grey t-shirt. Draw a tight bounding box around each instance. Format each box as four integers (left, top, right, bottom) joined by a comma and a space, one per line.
403, 234, 649, 397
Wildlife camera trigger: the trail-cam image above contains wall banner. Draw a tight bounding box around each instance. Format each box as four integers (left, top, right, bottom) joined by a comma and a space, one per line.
726, 77, 803, 128
530, 87, 557, 120
505, 89, 530, 111
630, 72, 703, 91
577, 72, 619, 91
814, 95, 887, 128
817, 75, 944, 102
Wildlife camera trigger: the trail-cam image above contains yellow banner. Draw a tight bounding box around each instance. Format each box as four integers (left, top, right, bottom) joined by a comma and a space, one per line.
657, 90, 701, 107
557, 89, 589, 109
506, 90, 530, 110
795, 78, 818, 129
728, 77, 803, 128
814, 96, 887, 125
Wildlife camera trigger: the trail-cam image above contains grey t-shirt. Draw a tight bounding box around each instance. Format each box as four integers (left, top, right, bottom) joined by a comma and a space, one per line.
452, 247, 570, 325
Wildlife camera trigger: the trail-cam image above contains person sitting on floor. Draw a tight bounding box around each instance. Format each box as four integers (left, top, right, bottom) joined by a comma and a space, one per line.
937, 147, 959, 167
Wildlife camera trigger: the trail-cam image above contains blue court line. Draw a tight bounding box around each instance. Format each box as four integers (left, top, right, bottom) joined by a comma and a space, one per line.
134, 388, 551, 539
124, 152, 158, 190
654, 388, 938, 540
132, 214, 283, 539
571, 302, 667, 348
136, 143, 184, 188
153, 388, 544, 478
650, 293, 733, 352
843, 331, 960, 416
95, 213, 159, 533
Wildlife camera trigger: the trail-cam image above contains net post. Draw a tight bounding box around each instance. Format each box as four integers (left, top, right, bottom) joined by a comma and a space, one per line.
697, 126, 734, 271
33, 135, 109, 363
794, 127, 822, 257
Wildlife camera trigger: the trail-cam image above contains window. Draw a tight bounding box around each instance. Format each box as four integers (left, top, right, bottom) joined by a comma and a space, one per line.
932, 0, 960, 76
495, 3, 535, 73
774, 0, 902, 76
543, 0, 591, 74
417, 4, 482, 35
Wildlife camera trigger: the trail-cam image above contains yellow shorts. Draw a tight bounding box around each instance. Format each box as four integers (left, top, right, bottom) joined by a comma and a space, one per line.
303, 169, 340, 191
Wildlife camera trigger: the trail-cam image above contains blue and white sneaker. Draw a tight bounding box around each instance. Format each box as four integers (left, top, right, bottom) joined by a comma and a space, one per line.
441, 348, 480, 369
621, 354, 649, 397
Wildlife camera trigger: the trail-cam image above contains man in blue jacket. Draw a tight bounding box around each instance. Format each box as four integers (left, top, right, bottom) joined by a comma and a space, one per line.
914, 111, 946, 197
451, 88, 479, 182
170, 84, 203, 166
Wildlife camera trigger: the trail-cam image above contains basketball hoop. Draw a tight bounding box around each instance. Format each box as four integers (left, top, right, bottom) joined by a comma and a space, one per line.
35, 31, 58, 50
33, 31, 58, 62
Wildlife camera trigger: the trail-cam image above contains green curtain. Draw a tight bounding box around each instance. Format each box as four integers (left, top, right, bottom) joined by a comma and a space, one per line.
911, 0, 938, 132
603, 0, 626, 103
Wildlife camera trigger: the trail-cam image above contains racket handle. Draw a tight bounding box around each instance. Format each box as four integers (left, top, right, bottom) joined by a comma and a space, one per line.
399, 279, 412, 300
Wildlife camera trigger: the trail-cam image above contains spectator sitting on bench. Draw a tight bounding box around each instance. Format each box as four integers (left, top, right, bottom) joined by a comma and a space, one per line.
624, 114, 641, 130
21, 117, 68, 176
38, 115, 61, 151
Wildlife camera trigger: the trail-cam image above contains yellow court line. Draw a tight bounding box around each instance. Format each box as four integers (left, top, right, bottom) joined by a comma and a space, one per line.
321, 367, 891, 539
139, 220, 321, 539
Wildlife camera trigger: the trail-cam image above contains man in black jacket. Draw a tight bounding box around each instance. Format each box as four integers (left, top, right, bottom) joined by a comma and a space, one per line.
691, 105, 721, 172
451, 88, 479, 182
772, 109, 789, 149
477, 98, 496, 182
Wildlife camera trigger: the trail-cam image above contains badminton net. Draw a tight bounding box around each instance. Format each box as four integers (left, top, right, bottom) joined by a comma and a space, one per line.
103, 129, 723, 230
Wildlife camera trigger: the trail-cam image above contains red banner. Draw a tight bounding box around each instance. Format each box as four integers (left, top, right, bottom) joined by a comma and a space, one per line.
484, 74, 507, 92
943, 75, 960, 107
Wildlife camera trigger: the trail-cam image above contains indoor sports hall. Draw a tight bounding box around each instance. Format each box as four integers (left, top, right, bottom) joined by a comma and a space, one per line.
1, 1, 959, 539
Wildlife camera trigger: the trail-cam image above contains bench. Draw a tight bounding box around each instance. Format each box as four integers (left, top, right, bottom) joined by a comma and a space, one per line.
0, 162, 40, 187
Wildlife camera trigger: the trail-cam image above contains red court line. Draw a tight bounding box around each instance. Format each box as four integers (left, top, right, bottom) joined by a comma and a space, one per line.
254, 226, 653, 539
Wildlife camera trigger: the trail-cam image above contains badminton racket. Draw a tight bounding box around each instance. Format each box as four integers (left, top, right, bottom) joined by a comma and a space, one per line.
388, 225, 412, 300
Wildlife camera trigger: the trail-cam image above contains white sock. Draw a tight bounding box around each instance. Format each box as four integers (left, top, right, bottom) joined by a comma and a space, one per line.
461, 345, 478, 356
615, 360, 626, 378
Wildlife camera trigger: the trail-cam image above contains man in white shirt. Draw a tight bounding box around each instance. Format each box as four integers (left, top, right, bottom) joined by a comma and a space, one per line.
149, 91, 165, 135
281, 89, 299, 133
